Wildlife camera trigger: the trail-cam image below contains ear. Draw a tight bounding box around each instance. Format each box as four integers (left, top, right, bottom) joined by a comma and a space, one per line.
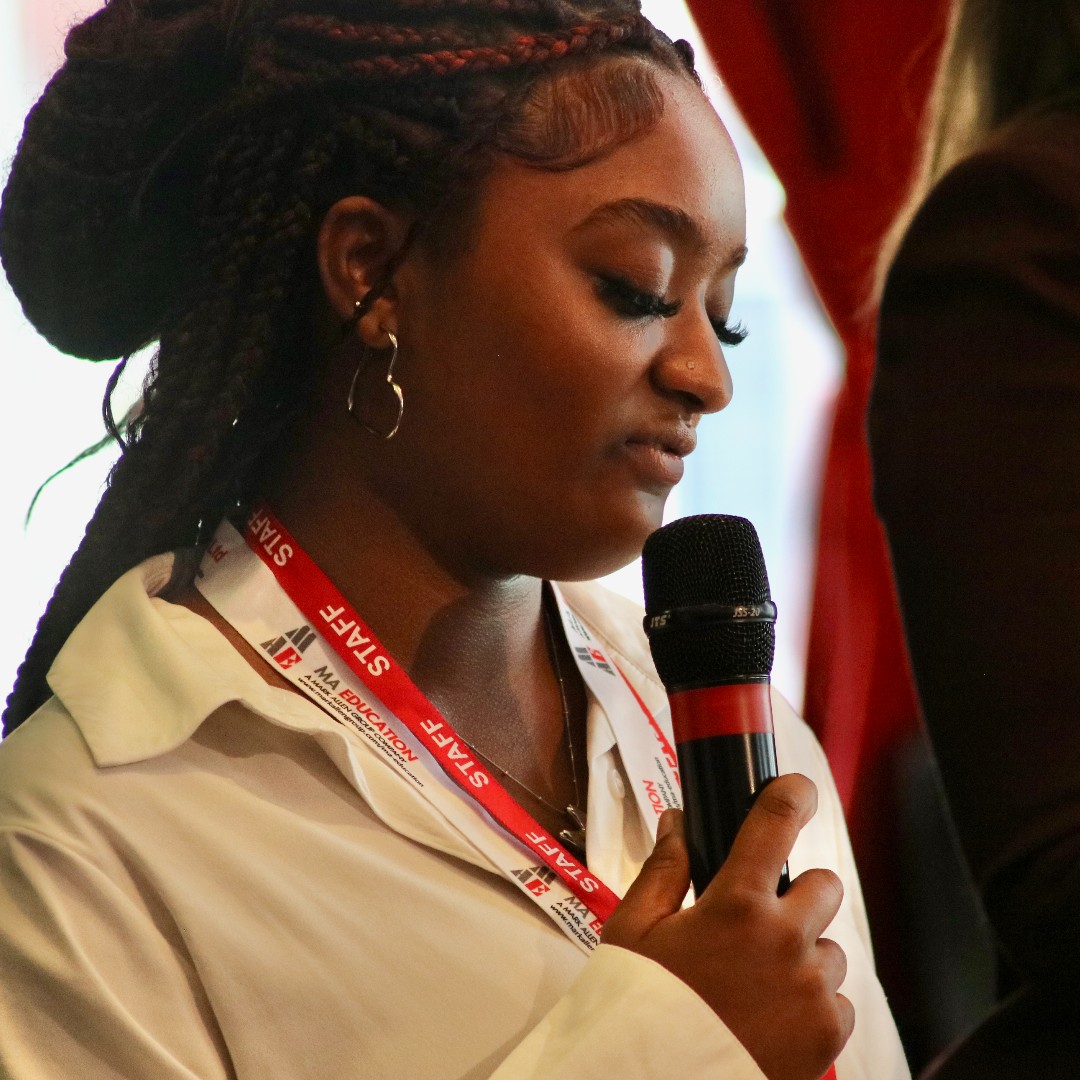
317, 196, 412, 347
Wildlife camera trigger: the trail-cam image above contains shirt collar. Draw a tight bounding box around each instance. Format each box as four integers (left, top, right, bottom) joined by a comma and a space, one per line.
556, 579, 669, 725
50, 561, 668, 768
46, 555, 294, 767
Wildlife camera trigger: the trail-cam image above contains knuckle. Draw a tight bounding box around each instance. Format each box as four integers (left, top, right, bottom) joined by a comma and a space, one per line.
804, 867, 844, 907
772, 918, 805, 958
820, 994, 856, 1062
808, 955, 841, 1000
757, 783, 803, 822
720, 881, 763, 922
838, 993, 856, 1042
819, 1014, 846, 1058
820, 936, 848, 980
811, 998, 853, 1062
758, 773, 816, 824
820, 868, 844, 906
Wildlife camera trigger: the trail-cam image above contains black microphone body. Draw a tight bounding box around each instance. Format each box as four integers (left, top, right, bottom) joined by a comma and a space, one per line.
642, 515, 788, 897
676, 727, 781, 894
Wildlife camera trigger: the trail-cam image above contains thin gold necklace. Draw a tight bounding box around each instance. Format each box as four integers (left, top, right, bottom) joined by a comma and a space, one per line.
467, 589, 587, 860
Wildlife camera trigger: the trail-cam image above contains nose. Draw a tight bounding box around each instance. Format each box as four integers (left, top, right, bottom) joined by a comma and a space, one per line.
651, 311, 733, 416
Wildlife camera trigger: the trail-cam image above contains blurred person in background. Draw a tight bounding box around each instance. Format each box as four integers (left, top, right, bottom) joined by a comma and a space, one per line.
869, 0, 1080, 1074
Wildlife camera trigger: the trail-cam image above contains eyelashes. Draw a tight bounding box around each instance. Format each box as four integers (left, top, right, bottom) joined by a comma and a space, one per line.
597, 275, 681, 320
711, 318, 749, 348
595, 275, 748, 348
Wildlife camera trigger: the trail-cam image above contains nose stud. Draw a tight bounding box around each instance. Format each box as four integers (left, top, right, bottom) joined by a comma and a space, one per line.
686, 360, 696, 371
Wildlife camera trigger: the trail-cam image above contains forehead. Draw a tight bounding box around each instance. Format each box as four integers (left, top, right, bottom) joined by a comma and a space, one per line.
475, 72, 745, 256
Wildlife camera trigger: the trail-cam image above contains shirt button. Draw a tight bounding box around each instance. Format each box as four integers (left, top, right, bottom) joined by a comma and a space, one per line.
607, 767, 626, 799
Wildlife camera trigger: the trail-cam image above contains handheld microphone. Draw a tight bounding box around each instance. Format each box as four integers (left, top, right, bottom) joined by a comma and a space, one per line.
642, 514, 788, 897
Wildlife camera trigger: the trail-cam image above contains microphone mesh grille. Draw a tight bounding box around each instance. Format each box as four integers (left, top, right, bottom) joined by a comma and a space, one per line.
641, 515, 775, 688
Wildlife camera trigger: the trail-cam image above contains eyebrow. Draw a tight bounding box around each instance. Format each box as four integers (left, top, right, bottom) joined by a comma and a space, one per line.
573, 197, 748, 271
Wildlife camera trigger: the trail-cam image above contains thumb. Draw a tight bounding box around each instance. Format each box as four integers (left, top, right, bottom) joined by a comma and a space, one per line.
602, 809, 691, 947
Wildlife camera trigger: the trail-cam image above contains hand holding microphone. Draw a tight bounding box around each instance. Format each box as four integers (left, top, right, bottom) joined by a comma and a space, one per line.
603, 779, 853, 1080
602, 516, 852, 1079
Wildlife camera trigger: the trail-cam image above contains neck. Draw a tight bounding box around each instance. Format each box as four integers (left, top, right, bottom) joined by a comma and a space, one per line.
265, 477, 588, 759
260, 485, 588, 822
265, 480, 545, 695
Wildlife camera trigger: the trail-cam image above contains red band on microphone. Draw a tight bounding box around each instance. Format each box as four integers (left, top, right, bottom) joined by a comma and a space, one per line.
669, 682, 774, 742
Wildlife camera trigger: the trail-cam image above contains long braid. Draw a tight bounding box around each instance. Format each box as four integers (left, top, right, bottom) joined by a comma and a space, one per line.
3, 114, 330, 727
1, 0, 696, 733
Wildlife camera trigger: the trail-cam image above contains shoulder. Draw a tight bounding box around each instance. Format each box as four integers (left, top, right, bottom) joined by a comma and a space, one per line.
0, 697, 108, 851
873, 107, 1080, 438
925, 107, 1080, 216
888, 107, 1080, 291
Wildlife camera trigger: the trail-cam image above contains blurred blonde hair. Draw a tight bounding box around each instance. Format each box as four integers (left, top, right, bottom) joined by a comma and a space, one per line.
875, 0, 1080, 298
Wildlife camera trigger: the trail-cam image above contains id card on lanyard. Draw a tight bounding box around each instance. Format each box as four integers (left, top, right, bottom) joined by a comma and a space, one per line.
195, 507, 670, 954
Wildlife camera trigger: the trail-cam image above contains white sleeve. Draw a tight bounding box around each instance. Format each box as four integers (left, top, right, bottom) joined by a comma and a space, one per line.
0, 828, 231, 1080
493, 944, 766, 1078
0, 696, 906, 1080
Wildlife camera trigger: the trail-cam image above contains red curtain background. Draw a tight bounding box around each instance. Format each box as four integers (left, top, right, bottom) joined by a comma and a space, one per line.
687, 0, 952, 1036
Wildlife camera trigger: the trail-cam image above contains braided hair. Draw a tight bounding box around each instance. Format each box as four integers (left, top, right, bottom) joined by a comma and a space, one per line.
0, 0, 697, 733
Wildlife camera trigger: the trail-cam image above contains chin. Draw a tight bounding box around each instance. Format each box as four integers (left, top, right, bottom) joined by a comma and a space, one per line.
558, 550, 643, 584
545, 504, 663, 583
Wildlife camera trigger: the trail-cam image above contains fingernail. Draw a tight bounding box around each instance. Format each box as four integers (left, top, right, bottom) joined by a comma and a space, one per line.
657, 809, 678, 840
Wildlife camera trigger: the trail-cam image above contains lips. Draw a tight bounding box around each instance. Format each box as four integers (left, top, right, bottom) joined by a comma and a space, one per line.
626, 422, 698, 458
622, 423, 697, 488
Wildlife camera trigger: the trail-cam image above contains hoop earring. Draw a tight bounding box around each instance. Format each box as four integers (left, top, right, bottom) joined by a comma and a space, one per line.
347, 329, 403, 441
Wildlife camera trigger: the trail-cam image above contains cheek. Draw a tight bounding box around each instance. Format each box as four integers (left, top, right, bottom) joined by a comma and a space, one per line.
402, 250, 651, 464
488, 282, 651, 416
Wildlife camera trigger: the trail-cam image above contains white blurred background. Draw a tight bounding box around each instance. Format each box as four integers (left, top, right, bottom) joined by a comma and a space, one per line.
0, 0, 841, 714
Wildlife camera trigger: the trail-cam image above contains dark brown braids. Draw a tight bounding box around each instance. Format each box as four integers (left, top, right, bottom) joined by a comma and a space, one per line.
0, 0, 697, 733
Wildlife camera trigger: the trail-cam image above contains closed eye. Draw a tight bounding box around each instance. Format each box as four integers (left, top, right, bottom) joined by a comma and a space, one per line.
596, 275, 681, 320
596, 274, 748, 348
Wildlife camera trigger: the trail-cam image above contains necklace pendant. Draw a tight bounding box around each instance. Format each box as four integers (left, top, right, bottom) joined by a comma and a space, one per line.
559, 805, 587, 861
558, 826, 587, 861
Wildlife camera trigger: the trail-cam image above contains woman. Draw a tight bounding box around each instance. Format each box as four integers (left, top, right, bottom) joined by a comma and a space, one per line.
869, 0, 1080, 1074
0, 2, 906, 1077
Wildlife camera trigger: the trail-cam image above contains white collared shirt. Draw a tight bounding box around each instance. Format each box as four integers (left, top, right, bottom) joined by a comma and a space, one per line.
0, 556, 908, 1079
